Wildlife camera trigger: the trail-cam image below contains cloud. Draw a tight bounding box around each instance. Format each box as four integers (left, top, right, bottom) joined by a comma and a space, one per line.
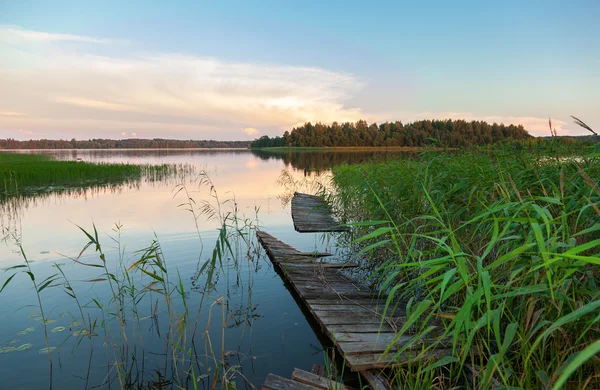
0, 25, 113, 44
19, 129, 33, 135
243, 127, 260, 136
2, 26, 588, 140
0, 26, 364, 140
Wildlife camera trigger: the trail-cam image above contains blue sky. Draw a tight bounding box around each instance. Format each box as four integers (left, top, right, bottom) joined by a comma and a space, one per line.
1, 0, 598, 140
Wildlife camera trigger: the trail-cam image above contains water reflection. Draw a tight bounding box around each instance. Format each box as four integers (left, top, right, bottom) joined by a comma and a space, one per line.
251, 148, 417, 175
0, 149, 411, 389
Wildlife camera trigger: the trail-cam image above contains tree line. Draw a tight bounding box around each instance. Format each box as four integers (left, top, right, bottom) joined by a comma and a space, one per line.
251, 119, 532, 148
0, 138, 251, 150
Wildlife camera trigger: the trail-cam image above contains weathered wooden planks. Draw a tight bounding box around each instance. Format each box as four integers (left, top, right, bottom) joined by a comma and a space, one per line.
262, 369, 349, 390
291, 192, 351, 232
257, 230, 455, 389
257, 230, 447, 375
291, 368, 353, 389
263, 373, 320, 390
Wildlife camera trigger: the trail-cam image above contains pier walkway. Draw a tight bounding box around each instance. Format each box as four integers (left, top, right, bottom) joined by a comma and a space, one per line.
291, 192, 350, 233
260, 192, 449, 389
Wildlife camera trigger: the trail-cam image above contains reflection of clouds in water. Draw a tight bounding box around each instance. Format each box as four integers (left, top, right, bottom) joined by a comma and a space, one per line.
245, 158, 258, 169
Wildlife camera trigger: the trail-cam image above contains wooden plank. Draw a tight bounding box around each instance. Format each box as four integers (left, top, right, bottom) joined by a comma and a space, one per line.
311, 364, 328, 377
345, 349, 454, 371
263, 374, 321, 390
291, 368, 351, 390
318, 315, 386, 326
310, 304, 392, 313
291, 192, 351, 233
339, 341, 402, 355
332, 332, 398, 344
306, 298, 388, 306
360, 370, 390, 390
320, 324, 395, 333
297, 251, 333, 257
284, 263, 359, 269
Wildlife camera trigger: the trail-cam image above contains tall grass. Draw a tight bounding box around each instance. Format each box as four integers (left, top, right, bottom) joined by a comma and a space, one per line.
332, 145, 600, 389
0, 171, 261, 389
0, 153, 192, 197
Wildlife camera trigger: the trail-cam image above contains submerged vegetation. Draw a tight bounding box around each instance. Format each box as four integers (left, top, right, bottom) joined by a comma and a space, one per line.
331, 144, 600, 388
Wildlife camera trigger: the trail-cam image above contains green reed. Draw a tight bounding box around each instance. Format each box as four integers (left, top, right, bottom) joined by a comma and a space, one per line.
0, 171, 260, 389
0, 153, 191, 197
331, 144, 600, 389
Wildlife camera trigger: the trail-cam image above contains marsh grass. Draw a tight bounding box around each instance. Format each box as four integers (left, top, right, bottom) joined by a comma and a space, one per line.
332, 144, 600, 389
0, 171, 261, 389
0, 153, 193, 197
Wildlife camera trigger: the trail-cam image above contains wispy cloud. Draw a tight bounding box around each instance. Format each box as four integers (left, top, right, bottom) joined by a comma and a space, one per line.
0, 111, 24, 117
0, 25, 588, 140
0, 26, 363, 139
0, 25, 114, 44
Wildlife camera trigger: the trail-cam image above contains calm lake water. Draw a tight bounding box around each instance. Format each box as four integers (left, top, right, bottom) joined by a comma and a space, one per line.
0, 149, 411, 389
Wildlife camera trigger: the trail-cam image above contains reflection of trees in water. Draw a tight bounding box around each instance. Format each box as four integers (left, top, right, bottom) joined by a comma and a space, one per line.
0, 165, 196, 243
251, 149, 417, 175
256, 150, 418, 208
47, 149, 253, 162
0, 184, 138, 245
276, 169, 331, 208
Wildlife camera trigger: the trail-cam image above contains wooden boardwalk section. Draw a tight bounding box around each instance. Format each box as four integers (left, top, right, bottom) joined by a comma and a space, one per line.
263, 368, 351, 390
257, 230, 449, 389
291, 192, 350, 233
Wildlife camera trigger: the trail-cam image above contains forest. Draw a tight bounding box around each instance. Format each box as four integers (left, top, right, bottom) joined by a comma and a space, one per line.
251, 119, 532, 148
0, 138, 251, 149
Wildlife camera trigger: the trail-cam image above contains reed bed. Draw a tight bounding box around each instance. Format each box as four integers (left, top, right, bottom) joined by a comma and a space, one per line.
331, 145, 600, 389
0, 153, 191, 196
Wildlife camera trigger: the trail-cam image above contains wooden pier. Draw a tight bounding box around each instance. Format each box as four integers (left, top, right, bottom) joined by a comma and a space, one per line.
291, 192, 350, 233
260, 192, 452, 389
257, 231, 452, 389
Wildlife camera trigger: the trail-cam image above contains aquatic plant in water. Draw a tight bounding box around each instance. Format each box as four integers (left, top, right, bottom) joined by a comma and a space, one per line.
0, 171, 262, 389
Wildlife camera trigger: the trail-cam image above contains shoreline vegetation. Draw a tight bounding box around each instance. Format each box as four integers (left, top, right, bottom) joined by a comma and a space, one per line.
0, 138, 251, 149
250, 145, 445, 151
251, 119, 534, 148
0, 153, 192, 197
330, 143, 600, 388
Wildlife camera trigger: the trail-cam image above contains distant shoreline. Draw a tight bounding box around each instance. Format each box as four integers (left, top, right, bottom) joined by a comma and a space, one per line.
251, 146, 447, 151
0, 147, 252, 151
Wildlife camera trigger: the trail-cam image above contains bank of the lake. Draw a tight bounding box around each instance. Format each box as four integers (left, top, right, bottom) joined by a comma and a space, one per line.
0, 153, 190, 196
329, 146, 600, 389
251, 146, 439, 152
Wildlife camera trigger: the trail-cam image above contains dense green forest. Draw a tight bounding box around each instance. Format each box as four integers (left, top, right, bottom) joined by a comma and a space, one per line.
0, 138, 251, 149
251, 119, 532, 148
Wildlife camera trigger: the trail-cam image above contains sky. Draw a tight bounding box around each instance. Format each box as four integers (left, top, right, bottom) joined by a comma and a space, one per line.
0, 0, 599, 141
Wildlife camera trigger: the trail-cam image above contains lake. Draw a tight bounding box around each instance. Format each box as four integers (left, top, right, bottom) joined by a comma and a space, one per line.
0, 149, 412, 389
